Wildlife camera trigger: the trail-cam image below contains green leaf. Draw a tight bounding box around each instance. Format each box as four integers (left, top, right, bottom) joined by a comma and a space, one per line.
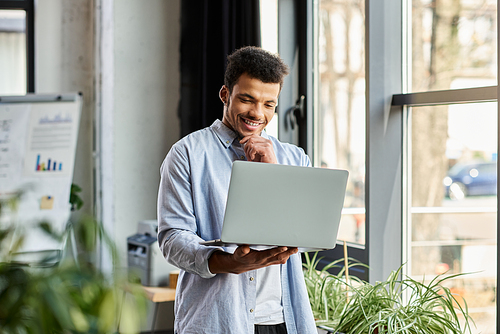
304, 255, 475, 334
0, 210, 148, 333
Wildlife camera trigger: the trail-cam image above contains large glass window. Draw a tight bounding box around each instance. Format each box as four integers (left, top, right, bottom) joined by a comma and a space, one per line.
0, 0, 34, 94
316, 0, 366, 246
0, 9, 26, 95
406, 0, 498, 332
408, 102, 497, 333
411, 0, 497, 92
260, 0, 279, 138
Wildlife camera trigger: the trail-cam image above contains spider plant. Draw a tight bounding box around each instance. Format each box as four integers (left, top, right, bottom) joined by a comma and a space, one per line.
303, 252, 474, 334
303, 251, 368, 332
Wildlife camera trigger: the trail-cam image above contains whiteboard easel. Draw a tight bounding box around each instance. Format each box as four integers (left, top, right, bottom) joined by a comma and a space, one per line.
0, 93, 82, 256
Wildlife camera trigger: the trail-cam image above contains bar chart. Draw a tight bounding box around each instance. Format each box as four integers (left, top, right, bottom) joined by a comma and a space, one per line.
35, 154, 63, 172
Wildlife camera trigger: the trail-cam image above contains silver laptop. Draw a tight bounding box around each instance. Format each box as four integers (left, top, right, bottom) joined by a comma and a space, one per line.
200, 161, 349, 252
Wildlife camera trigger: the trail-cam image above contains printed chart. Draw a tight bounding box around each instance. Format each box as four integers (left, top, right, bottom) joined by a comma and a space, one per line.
0, 94, 81, 253
35, 154, 63, 172
23, 104, 79, 178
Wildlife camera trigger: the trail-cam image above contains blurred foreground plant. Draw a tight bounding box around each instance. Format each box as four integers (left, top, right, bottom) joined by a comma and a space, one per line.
303, 252, 474, 334
0, 192, 147, 334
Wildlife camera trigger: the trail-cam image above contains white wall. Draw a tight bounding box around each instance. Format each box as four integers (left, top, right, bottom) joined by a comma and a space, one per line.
36, 0, 94, 220
36, 0, 181, 263
109, 2, 181, 330
36, 0, 181, 331
111, 0, 180, 266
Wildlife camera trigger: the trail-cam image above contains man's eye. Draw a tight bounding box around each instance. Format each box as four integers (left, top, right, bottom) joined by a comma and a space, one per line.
265, 104, 276, 109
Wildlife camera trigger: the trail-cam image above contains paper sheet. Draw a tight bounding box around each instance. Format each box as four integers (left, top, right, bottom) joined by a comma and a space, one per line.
0, 98, 81, 253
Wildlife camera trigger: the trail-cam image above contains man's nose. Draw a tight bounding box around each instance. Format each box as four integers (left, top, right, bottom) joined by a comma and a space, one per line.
247, 103, 265, 119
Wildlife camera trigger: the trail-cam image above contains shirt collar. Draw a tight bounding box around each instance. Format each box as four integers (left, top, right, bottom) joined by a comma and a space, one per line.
211, 119, 270, 149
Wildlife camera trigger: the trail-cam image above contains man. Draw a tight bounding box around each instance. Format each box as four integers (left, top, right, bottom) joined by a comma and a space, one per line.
157, 46, 317, 334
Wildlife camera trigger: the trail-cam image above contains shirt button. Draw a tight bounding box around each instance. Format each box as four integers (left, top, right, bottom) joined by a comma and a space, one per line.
250, 309, 254, 313
226, 140, 230, 144
250, 277, 254, 281
240, 156, 245, 160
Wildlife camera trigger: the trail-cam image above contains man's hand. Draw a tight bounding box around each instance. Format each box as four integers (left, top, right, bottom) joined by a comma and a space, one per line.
240, 135, 277, 163
208, 245, 298, 274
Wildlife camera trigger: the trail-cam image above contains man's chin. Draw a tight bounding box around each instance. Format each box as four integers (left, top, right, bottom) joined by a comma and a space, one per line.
236, 126, 264, 139
237, 131, 261, 139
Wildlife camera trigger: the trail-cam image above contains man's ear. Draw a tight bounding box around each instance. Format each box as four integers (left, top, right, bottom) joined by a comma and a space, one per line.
219, 85, 229, 104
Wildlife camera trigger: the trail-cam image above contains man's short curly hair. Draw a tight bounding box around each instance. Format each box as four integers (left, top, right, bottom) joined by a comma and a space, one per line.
224, 46, 290, 93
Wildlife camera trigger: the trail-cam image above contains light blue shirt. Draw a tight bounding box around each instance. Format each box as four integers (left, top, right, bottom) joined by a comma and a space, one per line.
157, 120, 317, 334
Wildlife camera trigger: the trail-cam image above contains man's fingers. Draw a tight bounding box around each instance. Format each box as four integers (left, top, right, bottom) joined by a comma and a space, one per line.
268, 246, 289, 256
267, 247, 298, 265
251, 246, 297, 263
273, 247, 298, 262
239, 135, 253, 144
245, 146, 256, 161
228, 245, 298, 273
241, 139, 258, 160
240, 135, 277, 163
234, 245, 251, 258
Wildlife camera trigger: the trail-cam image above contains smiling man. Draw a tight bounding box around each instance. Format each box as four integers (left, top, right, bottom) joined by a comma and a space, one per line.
157, 46, 317, 334
220, 72, 279, 163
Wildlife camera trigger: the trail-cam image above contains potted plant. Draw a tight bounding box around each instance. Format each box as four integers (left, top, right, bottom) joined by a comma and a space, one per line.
303, 252, 474, 334
0, 192, 148, 333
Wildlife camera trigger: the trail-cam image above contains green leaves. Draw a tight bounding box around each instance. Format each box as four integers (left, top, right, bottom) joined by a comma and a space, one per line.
303, 253, 474, 334
0, 194, 148, 333
69, 183, 84, 211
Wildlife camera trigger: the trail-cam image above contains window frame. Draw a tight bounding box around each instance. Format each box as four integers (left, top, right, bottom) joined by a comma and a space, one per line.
394, 0, 499, 330
0, 0, 34, 93
281, 1, 499, 309
395, 86, 498, 330
278, 0, 373, 281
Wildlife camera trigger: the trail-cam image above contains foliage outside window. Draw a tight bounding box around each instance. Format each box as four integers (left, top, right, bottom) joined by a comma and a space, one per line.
408, 0, 497, 332
316, 0, 366, 246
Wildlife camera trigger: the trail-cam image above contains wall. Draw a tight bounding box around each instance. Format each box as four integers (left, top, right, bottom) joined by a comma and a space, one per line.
36, 0, 94, 219
112, 0, 180, 266
36, 0, 181, 262
36, 0, 181, 331
104, 1, 181, 330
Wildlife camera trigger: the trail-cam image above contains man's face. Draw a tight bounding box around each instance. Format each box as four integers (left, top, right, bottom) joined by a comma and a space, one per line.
220, 73, 281, 139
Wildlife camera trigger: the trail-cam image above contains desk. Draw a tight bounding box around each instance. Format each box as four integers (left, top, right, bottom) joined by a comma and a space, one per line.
143, 286, 176, 303
142, 286, 176, 334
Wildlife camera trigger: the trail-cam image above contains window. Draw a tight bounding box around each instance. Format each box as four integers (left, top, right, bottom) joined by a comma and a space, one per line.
311, 0, 368, 278
401, 0, 498, 332
260, 0, 279, 138
0, 9, 26, 95
315, 0, 366, 248
407, 102, 497, 333
277, 0, 368, 279
307, 0, 499, 327
284, 2, 498, 315
0, 0, 34, 94
410, 0, 497, 92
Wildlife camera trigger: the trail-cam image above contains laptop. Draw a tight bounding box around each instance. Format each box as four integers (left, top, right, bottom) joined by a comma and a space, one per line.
200, 161, 349, 252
